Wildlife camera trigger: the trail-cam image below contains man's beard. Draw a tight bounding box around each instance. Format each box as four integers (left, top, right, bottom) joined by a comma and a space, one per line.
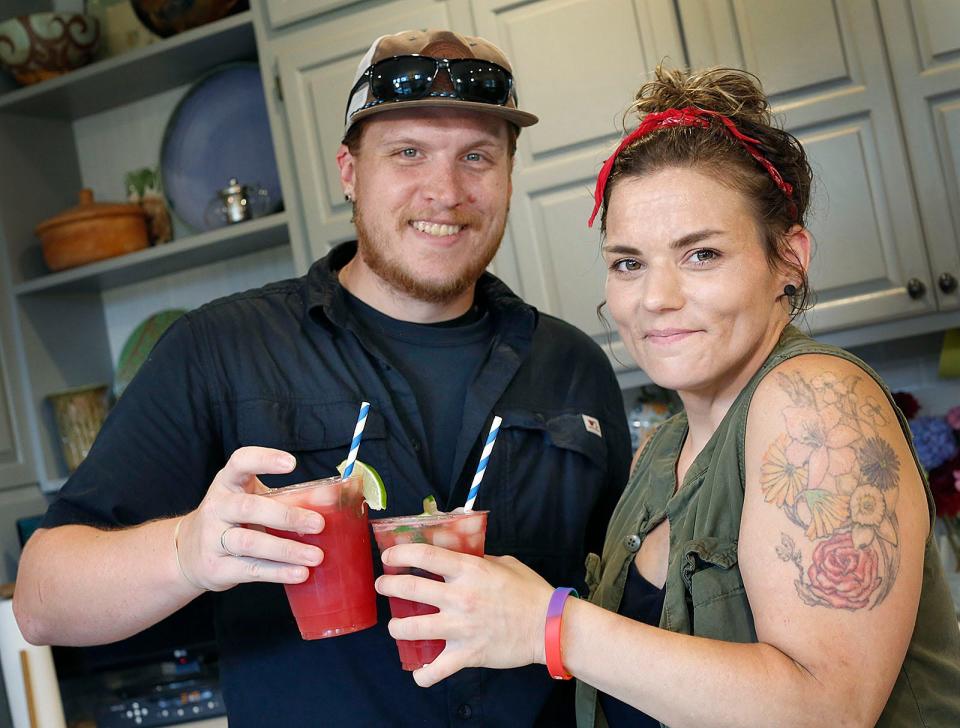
353, 203, 506, 305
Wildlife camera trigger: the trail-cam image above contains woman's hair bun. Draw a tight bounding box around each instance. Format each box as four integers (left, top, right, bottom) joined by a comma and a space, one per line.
631, 66, 772, 129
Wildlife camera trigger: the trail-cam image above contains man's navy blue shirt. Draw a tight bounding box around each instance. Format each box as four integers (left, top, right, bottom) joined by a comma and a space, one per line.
44, 242, 631, 726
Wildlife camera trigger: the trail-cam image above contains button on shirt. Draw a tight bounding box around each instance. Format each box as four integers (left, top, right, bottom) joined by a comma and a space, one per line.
43, 242, 631, 727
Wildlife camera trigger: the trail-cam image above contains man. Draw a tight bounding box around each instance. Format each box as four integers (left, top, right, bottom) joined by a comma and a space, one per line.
15, 29, 630, 726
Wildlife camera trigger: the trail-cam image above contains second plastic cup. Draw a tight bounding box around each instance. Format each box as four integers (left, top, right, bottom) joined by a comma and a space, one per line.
371, 511, 488, 670
261, 475, 377, 640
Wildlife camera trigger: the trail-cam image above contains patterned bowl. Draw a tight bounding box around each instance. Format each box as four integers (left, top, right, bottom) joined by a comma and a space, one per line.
0, 12, 100, 86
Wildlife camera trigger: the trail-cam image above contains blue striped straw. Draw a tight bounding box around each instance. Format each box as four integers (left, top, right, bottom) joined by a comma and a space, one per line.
341, 401, 370, 479
464, 415, 502, 511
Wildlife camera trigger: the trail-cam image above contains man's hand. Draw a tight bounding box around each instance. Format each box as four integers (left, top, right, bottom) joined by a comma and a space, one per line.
175, 447, 325, 591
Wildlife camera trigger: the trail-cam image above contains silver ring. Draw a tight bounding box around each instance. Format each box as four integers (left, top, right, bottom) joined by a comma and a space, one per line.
219, 526, 240, 557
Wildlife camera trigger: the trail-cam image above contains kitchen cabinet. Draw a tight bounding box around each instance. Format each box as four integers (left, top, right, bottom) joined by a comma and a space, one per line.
677, 0, 954, 336
264, 0, 368, 29
0, 12, 293, 491
877, 0, 960, 311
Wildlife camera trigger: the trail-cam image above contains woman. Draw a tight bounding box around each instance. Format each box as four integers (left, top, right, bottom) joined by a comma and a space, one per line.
375, 67, 960, 726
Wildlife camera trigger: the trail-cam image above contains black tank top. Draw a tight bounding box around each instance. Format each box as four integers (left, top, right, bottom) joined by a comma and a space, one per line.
597, 561, 665, 726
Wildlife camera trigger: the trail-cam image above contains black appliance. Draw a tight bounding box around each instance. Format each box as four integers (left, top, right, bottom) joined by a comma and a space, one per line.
16, 515, 225, 726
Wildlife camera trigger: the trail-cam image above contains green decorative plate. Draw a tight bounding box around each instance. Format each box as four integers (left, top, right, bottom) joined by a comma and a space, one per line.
113, 309, 186, 398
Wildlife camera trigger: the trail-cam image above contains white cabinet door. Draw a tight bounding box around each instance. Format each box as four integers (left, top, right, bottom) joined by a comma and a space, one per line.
678, 0, 937, 333
472, 0, 685, 338
878, 0, 960, 311
265, 0, 367, 29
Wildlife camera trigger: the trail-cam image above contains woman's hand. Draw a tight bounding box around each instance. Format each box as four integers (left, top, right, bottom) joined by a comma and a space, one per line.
175, 446, 325, 592
375, 544, 554, 687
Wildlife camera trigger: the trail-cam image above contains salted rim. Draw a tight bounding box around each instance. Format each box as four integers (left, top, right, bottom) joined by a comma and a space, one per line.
261, 474, 359, 496
370, 510, 488, 529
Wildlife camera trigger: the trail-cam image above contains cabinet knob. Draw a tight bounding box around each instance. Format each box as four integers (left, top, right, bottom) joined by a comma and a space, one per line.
906, 278, 926, 300
938, 272, 958, 294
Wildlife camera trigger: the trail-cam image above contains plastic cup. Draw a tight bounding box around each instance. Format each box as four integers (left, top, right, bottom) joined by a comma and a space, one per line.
261, 475, 377, 640
371, 511, 488, 670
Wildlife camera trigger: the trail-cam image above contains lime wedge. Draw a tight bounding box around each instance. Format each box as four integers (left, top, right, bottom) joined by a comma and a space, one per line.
336, 459, 387, 510
421, 495, 440, 516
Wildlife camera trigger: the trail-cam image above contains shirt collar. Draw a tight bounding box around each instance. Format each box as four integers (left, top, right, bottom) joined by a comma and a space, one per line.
302, 240, 537, 342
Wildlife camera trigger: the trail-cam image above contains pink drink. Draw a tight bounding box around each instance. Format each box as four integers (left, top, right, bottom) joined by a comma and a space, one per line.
371, 511, 488, 670
262, 476, 377, 639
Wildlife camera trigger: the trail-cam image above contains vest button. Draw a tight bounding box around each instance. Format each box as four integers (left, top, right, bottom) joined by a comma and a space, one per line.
456, 703, 472, 720
624, 534, 642, 552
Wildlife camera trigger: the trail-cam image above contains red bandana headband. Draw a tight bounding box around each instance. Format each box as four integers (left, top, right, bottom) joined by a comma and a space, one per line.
587, 106, 795, 227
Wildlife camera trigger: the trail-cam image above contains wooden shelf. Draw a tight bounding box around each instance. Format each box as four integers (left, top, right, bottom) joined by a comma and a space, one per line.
13, 213, 290, 295
0, 12, 256, 119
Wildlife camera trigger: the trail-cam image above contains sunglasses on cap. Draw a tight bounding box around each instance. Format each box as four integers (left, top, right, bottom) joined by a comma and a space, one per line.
345, 55, 517, 125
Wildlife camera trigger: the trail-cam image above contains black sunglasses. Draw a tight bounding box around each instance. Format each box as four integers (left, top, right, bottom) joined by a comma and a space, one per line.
345, 55, 517, 124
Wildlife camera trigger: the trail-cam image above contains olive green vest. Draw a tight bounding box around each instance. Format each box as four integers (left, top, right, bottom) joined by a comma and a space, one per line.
577, 326, 960, 727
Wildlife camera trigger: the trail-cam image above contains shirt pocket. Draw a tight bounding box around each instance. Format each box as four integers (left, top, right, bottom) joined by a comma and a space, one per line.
679, 537, 756, 641
489, 409, 608, 586
235, 399, 391, 489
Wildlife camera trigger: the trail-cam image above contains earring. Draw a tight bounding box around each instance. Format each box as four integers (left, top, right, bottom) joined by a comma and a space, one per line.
344, 192, 353, 202
783, 284, 797, 297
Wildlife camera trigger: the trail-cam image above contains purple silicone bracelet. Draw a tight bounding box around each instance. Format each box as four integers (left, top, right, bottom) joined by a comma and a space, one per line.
547, 586, 578, 618
545, 587, 579, 679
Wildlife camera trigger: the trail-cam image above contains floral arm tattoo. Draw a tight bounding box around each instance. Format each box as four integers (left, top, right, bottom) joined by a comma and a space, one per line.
761, 371, 901, 610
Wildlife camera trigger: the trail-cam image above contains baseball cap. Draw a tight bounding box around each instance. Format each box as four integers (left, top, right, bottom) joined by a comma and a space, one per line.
343, 28, 539, 137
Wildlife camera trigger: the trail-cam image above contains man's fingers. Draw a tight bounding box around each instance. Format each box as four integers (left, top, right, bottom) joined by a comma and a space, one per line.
222, 557, 312, 587
217, 447, 296, 491
220, 491, 323, 534
379, 543, 471, 578
220, 526, 322, 567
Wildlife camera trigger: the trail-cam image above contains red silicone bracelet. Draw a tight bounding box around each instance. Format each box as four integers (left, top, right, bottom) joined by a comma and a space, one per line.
545, 587, 578, 680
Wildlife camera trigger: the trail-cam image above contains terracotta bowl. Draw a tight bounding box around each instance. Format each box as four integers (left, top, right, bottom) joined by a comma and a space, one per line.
0, 12, 100, 86
36, 189, 148, 272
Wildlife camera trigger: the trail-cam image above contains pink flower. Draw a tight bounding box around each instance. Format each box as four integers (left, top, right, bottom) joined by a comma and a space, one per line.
807, 531, 881, 610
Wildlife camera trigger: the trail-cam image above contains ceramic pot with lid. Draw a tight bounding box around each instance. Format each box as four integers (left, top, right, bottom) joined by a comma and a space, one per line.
35, 188, 149, 272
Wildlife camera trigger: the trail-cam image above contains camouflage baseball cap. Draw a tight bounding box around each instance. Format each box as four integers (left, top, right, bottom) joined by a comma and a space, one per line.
343, 28, 539, 136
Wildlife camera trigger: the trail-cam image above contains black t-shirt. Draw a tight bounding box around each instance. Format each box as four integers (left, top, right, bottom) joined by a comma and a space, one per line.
42, 242, 632, 727
598, 561, 666, 726
343, 289, 494, 496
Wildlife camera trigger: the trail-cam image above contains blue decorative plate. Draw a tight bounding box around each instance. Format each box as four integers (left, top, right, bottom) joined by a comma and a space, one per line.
160, 63, 282, 233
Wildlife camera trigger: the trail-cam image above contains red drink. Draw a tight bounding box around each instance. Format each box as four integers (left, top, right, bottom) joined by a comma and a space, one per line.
371, 511, 488, 670
263, 476, 377, 639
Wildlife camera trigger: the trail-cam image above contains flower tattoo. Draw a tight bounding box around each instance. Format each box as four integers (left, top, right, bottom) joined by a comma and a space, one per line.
760, 434, 807, 507
766, 371, 901, 609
